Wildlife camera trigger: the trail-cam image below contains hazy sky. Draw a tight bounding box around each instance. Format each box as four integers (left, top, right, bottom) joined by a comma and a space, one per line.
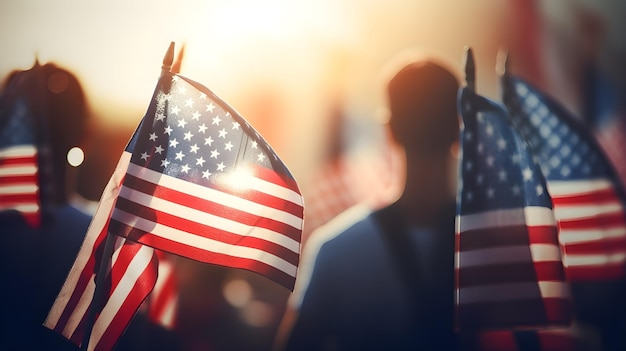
1, 0, 623, 193
0, 1, 508, 125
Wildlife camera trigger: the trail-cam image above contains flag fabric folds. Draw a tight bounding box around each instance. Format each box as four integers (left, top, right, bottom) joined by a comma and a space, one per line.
502, 75, 626, 282
0, 65, 42, 227
44, 132, 159, 351
455, 87, 571, 330
108, 72, 304, 291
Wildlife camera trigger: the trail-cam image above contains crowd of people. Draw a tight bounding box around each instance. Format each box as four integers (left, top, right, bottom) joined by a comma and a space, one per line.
1, 7, 626, 351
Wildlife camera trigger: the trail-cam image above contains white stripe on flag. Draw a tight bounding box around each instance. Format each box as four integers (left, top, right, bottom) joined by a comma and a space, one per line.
0, 165, 37, 176
456, 206, 556, 233
563, 252, 626, 267
559, 227, 626, 244
0, 145, 36, 157
459, 244, 561, 268
0, 184, 38, 194
553, 203, 623, 221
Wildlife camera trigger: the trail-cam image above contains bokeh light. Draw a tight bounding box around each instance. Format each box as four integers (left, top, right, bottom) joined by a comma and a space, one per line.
66, 146, 84, 167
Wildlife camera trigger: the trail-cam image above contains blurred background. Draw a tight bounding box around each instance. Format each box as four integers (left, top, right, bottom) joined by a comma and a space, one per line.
1, 0, 625, 350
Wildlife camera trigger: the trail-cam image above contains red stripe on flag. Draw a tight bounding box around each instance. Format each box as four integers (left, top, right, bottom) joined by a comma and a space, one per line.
562, 236, 626, 255
0, 174, 38, 185
551, 187, 619, 205
557, 213, 626, 230
564, 263, 626, 281
0, 193, 39, 205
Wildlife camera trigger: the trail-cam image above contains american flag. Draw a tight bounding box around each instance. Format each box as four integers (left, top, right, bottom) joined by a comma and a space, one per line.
108, 72, 304, 290
502, 76, 626, 282
455, 87, 571, 329
44, 138, 159, 351
0, 66, 41, 227
145, 249, 178, 329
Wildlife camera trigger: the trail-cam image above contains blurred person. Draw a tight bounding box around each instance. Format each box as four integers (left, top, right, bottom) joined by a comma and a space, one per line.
275, 51, 462, 351
0, 62, 180, 350
0, 61, 94, 350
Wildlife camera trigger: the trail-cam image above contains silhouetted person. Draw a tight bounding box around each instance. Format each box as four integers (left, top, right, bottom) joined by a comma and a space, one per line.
0, 62, 181, 350
0, 62, 94, 350
275, 52, 462, 351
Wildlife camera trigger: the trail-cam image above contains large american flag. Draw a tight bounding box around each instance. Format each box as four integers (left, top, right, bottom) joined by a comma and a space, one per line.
108, 72, 304, 290
456, 87, 570, 329
0, 66, 41, 227
503, 76, 626, 282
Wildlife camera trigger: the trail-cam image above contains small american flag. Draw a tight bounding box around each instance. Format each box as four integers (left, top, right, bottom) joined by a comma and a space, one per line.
109, 72, 304, 290
455, 88, 570, 329
503, 76, 626, 282
0, 67, 41, 227
146, 250, 179, 329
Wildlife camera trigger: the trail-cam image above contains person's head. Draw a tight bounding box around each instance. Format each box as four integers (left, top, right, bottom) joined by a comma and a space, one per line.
381, 51, 460, 159
377, 51, 461, 215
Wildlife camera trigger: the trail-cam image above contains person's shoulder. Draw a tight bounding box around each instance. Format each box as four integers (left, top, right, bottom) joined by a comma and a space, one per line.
52, 203, 93, 232
309, 203, 376, 251
288, 204, 376, 308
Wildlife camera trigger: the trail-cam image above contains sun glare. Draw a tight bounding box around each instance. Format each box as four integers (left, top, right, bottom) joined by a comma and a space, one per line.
218, 166, 256, 193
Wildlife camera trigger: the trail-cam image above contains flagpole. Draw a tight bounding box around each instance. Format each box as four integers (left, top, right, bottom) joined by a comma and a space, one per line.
463, 46, 476, 92
79, 42, 175, 351
456, 45, 477, 345
80, 232, 116, 350
496, 47, 509, 79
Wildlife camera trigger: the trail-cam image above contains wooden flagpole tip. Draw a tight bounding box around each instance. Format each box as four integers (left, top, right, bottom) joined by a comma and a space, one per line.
463, 46, 476, 91
162, 42, 175, 72
496, 47, 509, 77
171, 42, 186, 74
